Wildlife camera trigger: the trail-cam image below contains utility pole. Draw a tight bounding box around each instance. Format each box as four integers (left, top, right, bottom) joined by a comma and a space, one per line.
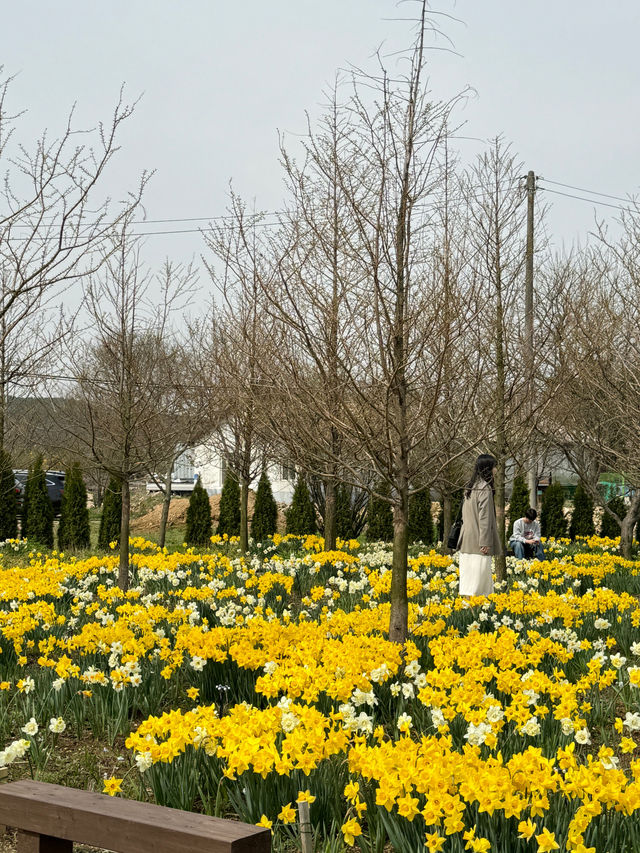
525, 170, 537, 508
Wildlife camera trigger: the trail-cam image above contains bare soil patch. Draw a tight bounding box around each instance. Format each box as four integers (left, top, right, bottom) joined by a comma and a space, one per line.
131, 492, 288, 533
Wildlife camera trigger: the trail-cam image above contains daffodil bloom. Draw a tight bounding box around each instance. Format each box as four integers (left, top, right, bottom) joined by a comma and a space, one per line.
102, 777, 122, 796
518, 819, 536, 840
341, 818, 361, 846
278, 802, 296, 823
535, 827, 559, 852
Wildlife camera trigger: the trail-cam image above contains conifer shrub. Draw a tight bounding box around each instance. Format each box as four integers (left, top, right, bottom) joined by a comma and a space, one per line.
508, 475, 530, 529
57, 462, 91, 551
98, 477, 122, 549
569, 481, 595, 540
285, 476, 317, 536
250, 471, 277, 541
600, 495, 626, 539
540, 481, 567, 539
0, 450, 18, 541
23, 454, 54, 548
217, 473, 241, 537
408, 488, 435, 544
366, 481, 394, 542
335, 485, 354, 540
186, 478, 212, 545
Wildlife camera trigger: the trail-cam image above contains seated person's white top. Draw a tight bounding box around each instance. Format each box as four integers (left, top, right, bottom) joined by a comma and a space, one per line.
510, 516, 541, 545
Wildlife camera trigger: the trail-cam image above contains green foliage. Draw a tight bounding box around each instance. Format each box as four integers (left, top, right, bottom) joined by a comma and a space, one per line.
335, 485, 354, 540
540, 482, 567, 539
285, 477, 316, 536
600, 495, 627, 539
58, 462, 91, 551
250, 471, 277, 542
97, 477, 122, 549
408, 488, 434, 545
0, 450, 17, 541
569, 481, 595, 540
23, 454, 54, 548
508, 474, 530, 530
217, 474, 241, 537
438, 490, 463, 542
366, 481, 394, 542
186, 478, 212, 545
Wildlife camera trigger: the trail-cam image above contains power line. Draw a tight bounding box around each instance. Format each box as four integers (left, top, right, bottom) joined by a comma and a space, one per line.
539, 178, 636, 204
538, 185, 634, 213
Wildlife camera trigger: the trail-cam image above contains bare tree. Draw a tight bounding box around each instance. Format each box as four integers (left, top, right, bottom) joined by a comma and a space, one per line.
546, 228, 640, 557
260, 4, 484, 642
200, 203, 276, 552
0, 72, 145, 448
462, 139, 530, 579
60, 224, 197, 588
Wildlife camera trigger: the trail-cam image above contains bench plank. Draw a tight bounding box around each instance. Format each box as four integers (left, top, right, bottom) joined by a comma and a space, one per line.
16, 830, 72, 853
0, 781, 270, 853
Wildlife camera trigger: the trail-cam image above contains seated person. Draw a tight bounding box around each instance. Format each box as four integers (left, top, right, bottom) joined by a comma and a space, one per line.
509, 507, 545, 560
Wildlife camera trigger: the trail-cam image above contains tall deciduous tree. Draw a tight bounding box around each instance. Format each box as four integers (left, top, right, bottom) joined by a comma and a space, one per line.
262, 6, 483, 641
0, 74, 143, 451
200, 205, 275, 554
61, 223, 197, 589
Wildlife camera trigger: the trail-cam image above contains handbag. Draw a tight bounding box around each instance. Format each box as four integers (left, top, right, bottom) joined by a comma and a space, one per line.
447, 497, 464, 550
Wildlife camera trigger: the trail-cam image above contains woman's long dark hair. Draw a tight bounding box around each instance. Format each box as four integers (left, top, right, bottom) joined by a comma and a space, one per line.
465, 454, 497, 498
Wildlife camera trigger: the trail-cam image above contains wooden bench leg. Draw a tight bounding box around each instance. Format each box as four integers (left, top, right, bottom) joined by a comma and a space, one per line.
16, 830, 73, 853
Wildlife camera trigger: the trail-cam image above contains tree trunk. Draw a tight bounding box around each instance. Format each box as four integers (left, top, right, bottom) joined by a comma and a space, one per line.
93, 482, 104, 509
240, 477, 249, 553
118, 478, 130, 591
494, 459, 507, 581
389, 495, 409, 643
442, 491, 452, 554
493, 190, 507, 583
324, 476, 337, 551
620, 490, 640, 559
158, 459, 174, 549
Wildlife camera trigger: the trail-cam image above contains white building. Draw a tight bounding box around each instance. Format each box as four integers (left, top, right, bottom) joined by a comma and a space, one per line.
147, 439, 297, 503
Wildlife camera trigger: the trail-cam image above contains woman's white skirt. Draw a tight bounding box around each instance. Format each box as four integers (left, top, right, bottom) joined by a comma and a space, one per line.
459, 552, 493, 596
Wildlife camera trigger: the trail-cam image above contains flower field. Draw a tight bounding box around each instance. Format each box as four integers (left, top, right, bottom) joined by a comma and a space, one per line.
0, 534, 639, 852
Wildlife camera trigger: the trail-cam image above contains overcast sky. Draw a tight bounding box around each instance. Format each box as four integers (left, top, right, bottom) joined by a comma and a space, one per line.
3, 1, 639, 286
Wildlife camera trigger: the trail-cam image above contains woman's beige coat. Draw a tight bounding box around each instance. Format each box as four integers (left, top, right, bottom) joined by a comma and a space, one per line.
458, 480, 502, 556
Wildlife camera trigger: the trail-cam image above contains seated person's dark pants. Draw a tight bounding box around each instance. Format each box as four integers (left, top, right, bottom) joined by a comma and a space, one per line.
511, 540, 545, 560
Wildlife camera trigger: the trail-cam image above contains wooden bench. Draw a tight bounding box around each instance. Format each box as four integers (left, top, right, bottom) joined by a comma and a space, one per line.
0, 780, 270, 853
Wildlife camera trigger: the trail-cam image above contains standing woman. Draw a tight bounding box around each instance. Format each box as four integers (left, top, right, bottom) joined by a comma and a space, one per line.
458, 454, 502, 596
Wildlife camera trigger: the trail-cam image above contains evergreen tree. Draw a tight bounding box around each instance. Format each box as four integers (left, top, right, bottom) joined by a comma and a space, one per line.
0, 450, 18, 541
408, 488, 434, 544
285, 476, 317, 536
23, 455, 54, 548
600, 495, 626, 539
366, 481, 394, 542
335, 485, 354, 540
57, 462, 91, 550
540, 482, 567, 540
217, 473, 241, 537
508, 475, 530, 529
97, 477, 122, 549
250, 471, 277, 541
186, 478, 212, 545
569, 481, 595, 540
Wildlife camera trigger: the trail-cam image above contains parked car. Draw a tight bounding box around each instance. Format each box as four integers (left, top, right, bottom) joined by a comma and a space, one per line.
14, 470, 65, 515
